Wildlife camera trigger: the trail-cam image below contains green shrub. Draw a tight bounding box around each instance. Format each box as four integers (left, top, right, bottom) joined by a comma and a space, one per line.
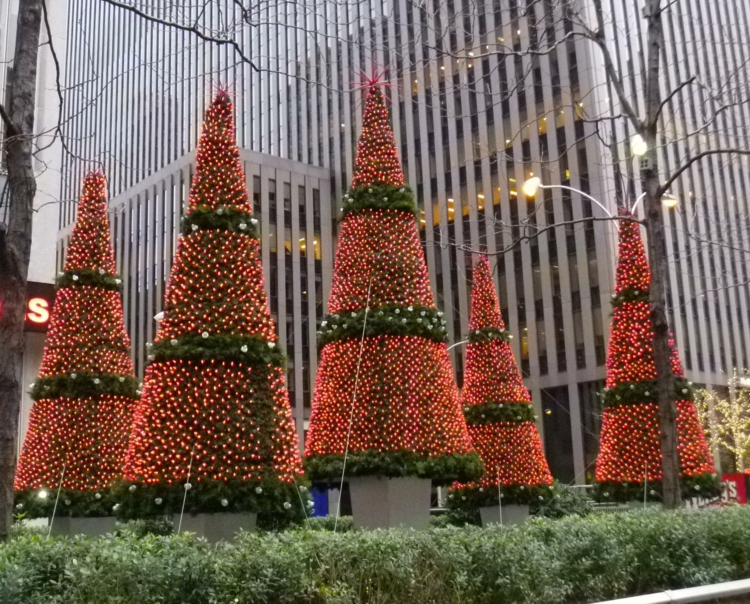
299, 515, 355, 532
2, 507, 750, 604
532, 485, 593, 518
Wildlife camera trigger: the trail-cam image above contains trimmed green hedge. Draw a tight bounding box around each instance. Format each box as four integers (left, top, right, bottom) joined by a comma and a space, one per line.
304, 450, 483, 483
4, 507, 750, 603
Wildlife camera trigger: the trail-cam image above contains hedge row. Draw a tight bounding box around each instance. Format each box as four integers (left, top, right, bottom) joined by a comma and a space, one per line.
3, 507, 750, 604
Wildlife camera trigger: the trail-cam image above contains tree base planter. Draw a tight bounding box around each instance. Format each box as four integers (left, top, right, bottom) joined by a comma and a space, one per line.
480, 504, 529, 526
177, 513, 256, 542
349, 476, 432, 530
50, 516, 117, 537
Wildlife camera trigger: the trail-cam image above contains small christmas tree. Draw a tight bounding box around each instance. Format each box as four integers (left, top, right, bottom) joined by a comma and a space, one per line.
15, 172, 138, 517
119, 92, 305, 520
304, 84, 480, 483
595, 218, 717, 501
449, 256, 553, 510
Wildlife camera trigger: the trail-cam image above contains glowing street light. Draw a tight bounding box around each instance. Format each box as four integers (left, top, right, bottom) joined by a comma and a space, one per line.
662, 192, 679, 209
631, 191, 679, 214
522, 176, 541, 198
522, 177, 613, 217
631, 134, 648, 157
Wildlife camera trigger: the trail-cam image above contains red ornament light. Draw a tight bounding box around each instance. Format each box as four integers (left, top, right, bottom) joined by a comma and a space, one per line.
350, 86, 405, 189
595, 219, 715, 494
15, 172, 137, 500
304, 84, 478, 481
122, 93, 303, 510
453, 256, 553, 496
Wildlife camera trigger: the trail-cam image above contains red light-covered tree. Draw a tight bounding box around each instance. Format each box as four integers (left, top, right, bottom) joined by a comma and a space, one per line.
304, 85, 480, 482
449, 256, 553, 509
595, 218, 717, 501
118, 92, 305, 519
15, 172, 138, 517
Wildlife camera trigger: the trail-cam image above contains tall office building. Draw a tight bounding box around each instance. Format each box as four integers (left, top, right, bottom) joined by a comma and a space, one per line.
56, 0, 750, 481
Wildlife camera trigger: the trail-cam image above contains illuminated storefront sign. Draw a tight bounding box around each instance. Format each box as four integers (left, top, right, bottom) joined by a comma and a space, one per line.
24, 282, 55, 333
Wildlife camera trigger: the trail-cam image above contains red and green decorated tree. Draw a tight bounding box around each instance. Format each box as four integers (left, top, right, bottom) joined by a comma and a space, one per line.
595, 218, 717, 501
15, 172, 138, 517
449, 256, 553, 509
303, 83, 480, 482
118, 92, 305, 519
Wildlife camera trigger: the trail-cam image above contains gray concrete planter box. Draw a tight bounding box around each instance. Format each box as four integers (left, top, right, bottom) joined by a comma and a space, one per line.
50, 516, 117, 537
480, 504, 529, 526
349, 476, 432, 530
178, 513, 256, 542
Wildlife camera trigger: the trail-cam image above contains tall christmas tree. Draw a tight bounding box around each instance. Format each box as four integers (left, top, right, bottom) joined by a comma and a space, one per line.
595, 218, 717, 501
15, 172, 138, 517
304, 84, 480, 482
119, 92, 304, 519
449, 256, 553, 509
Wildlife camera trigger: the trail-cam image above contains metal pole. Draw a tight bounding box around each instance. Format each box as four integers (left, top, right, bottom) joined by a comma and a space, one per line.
591, 577, 750, 603
539, 184, 614, 218
629, 192, 648, 215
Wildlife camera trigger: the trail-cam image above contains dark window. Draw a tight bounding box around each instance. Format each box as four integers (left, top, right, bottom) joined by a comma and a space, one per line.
578, 380, 605, 479
542, 386, 575, 483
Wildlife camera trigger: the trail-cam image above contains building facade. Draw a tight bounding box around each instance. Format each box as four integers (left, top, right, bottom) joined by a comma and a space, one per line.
56, 0, 750, 482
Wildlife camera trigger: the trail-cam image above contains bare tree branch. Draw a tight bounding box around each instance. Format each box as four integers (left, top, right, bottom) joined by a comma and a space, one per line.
660, 150, 750, 196
99, 0, 260, 72
651, 76, 696, 127
0, 104, 16, 137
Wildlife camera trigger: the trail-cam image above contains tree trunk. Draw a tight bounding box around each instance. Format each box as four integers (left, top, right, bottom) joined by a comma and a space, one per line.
642, 0, 681, 509
0, 0, 43, 541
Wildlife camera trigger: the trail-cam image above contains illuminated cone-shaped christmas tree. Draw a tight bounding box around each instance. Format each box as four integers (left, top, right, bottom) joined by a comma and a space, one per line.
304, 84, 480, 482
595, 218, 716, 501
15, 172, 138, 517
119, 93, 304, 520
449, 256, 553, 509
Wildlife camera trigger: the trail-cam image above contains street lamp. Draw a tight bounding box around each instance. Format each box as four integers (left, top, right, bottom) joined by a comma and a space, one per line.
523, 177, 679, 216
630, 191, 679, 214
631, 134, 648, 157
521, 177, 613, 217
661, 192, 679, 209
521, 176, 541, 199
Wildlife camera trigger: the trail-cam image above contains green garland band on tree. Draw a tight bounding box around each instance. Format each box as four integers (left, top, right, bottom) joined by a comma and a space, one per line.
448, 482, 557, 508
610, 286, 651, 306
594, 472, 721, 503
463, 402, 537, 425
304, 450, 483, 484
467, 327, 512, 344
181, 205, 260, 238
149, 333, 285, 366
317, 304, 448, 346
56, 268, 123, 292
30, 373, 140, 401
602, 378, 693, 408
112, 477, 311, 519
341, 183, 417, 217
15, 487, 120, 519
